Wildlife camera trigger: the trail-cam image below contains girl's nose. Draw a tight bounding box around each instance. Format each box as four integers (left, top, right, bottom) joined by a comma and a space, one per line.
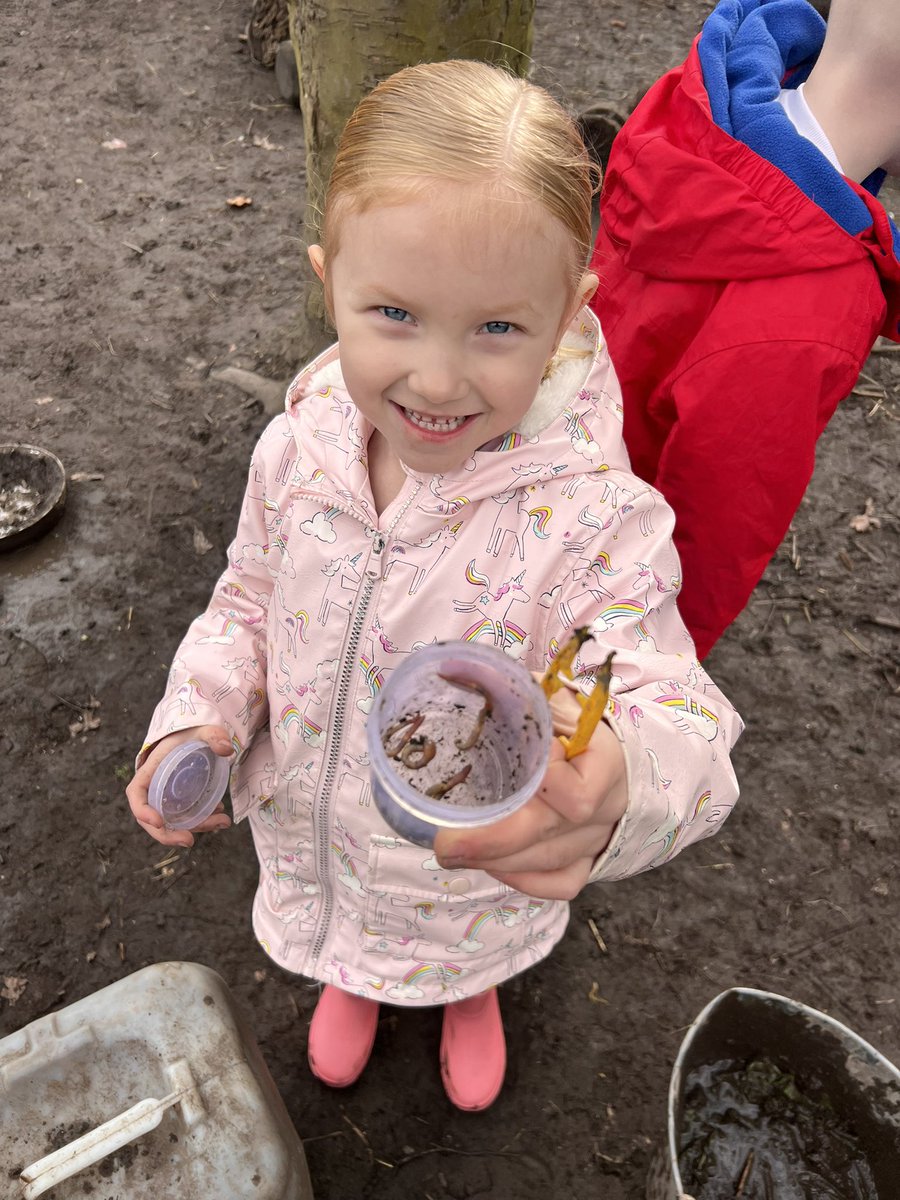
408, 355, 469, 406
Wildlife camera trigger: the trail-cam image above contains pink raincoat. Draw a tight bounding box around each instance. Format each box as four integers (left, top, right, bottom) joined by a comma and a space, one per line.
143, 311, 742, 1005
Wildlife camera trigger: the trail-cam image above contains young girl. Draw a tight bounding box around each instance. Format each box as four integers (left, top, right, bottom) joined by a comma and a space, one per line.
127, 60, 742, 1113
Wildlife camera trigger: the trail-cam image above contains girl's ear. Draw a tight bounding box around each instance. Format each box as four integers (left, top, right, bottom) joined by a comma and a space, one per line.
557, 271, 600, 342
573, 270, 599, 314
308, 244, 326, 282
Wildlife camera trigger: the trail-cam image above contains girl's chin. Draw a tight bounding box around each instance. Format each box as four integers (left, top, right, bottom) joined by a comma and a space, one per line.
398, 437, 479, 475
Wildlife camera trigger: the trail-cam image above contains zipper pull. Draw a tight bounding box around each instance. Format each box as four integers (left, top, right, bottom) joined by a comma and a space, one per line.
368, 531, 387, 580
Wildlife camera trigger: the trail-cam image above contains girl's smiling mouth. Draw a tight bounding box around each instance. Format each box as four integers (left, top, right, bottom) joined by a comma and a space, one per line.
397, 404, 474, 435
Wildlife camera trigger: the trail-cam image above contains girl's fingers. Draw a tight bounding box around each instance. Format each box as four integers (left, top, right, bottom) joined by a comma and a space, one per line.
190, 807, 232, 833
128, 785, 230, 839
447, 824, 613, 878
134, 815, 195, 848
489, 856, 597, 902
537, 725, 627, 826
435, 743, 625, 869
435, 792, 565, 867
126, 725, 233, 844
126, 783, 161, 827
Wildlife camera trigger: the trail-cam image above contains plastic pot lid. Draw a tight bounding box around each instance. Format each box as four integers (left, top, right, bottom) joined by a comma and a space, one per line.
148, 740, 229, 830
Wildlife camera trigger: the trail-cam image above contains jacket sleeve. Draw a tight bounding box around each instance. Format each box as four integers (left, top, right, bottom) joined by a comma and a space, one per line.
551, 482, 743, 882
653, 334, 866, 659
139, 421, 286, 762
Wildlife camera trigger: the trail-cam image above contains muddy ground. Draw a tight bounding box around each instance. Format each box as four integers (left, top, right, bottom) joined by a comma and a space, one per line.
2, 1, 899, 1198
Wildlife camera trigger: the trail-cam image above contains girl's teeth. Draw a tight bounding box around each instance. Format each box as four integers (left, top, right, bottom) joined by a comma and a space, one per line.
405, 408, 466, 432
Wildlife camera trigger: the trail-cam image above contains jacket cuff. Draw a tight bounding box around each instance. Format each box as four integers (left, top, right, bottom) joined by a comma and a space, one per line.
585, 711, 632, 883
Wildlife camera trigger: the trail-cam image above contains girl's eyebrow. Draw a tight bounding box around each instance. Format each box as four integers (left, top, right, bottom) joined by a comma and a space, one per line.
351, 281, 541, 320
353, 284, 413, 306
469, 300, 541, 325
483, 299, 540, 317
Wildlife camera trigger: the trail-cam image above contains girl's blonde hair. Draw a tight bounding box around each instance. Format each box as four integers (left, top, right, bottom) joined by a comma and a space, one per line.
319, 59, 596, 288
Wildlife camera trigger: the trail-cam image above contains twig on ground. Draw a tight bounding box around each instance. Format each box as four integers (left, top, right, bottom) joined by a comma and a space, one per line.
341, 1112, 373, 1160
735, 1149, 754, 1196
587, 917, 608, 953
395, 1143, 527, 1167
841, 628, 871, 656
851, 538, 882, 563
865, 614, 900, 631
159, 864, 194, 894
780, 919, 867, 960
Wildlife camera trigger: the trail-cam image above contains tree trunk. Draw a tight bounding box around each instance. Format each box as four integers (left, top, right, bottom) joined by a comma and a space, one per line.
247, 0, 291, 67
287, 0, 535, 356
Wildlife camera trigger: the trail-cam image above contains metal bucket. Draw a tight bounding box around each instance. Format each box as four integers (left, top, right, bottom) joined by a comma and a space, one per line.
646, 987, 900, 1200
1, 961, 314, 1199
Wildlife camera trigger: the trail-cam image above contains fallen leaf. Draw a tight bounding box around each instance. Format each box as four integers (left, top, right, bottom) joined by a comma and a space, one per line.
34, 395, 55, 405
101, 138, 128, 151
252, 134, 283, 151
226, 195, 253, 208
69, 696, 102, 738
2, 975, 27, 1004
69, 711, 102, 736
85, 950, 97, 963
70, 472, 105, 482
192, 525, 213, 555
850, 497, 880, 533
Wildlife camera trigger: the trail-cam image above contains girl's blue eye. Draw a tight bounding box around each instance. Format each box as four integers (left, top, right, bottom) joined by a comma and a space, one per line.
380, 306, 411, 323
484, 321, 513, 335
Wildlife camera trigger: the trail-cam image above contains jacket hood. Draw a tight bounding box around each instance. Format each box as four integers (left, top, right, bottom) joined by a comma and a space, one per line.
280, 309, 630, 524
598, 0, 900, 290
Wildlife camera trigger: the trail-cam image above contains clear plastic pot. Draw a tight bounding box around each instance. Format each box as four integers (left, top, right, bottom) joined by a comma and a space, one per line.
367, 641, 552, 848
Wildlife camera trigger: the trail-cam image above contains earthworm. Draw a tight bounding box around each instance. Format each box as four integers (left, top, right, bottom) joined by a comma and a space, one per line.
398, 738, 436, 769
438, 673, 493, 750
425, 763, 472, 799
383, 713, 437, 769
383, 713, 424, 757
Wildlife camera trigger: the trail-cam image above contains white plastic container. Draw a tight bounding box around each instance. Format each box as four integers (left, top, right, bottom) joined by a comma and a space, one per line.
0, 961, 313, 1199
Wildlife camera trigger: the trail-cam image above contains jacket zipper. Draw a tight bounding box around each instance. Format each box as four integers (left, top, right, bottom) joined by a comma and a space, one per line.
300, 484, 420, 972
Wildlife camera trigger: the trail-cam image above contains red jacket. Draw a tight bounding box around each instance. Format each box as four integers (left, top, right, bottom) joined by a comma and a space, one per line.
590, 19, 900, 659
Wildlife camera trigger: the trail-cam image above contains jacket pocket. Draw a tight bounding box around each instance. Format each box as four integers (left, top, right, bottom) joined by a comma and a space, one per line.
228, 731, 280, 822
359, 837, 552, 966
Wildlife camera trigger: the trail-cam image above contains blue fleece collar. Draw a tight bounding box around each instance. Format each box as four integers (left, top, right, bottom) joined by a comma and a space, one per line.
698, 0, 898, 252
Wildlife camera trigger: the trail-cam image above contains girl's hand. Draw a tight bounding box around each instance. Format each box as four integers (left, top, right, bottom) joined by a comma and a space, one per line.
126, 725, 234, 848
433, 698, 627, 901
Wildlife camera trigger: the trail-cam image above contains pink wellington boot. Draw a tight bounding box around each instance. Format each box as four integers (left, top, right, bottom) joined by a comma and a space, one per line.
307, 985, 380, 1087
440, 988, 506, 1111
